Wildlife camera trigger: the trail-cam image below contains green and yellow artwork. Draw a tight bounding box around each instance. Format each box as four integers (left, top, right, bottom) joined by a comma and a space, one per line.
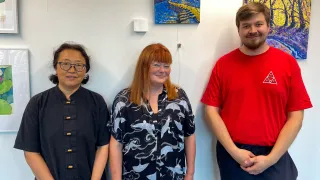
244, 0, 312, 59
0, 65, 13, 115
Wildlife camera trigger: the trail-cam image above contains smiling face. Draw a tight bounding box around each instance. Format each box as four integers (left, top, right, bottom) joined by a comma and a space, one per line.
238, 13, 270, 50
56, 49, 87, 90
149, 62, 171, 86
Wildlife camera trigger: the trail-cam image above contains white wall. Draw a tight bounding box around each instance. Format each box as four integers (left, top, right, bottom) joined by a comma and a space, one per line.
0, 0, 319, 179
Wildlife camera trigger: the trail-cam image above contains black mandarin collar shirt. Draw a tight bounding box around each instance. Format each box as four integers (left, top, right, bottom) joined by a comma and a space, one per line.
14, 86, 110, 180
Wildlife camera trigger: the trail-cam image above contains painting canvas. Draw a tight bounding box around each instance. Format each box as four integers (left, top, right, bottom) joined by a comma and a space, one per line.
0, 65, 13, 115
244, 0, 312, 59
0, 0, 18, 33
155, 0, 200, 24
0, 49, 29, 132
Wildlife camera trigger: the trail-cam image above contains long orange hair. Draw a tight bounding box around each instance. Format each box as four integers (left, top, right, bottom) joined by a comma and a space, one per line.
130, 43, 178, 105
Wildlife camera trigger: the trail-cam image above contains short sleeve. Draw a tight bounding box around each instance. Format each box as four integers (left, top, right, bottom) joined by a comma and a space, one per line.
14, 96, 40, 152
201, 61, 222, 107
96, 102, 111, 146
110, 93, 127, 144
179, 88, 195, 137
287, 60, 313, 112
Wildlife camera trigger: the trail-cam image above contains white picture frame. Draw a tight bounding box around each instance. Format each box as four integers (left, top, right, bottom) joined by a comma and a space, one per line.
0, 0, 18, 34
0, 49, 29, 132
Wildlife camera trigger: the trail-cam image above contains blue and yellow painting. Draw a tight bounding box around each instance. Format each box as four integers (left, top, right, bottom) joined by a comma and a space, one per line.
155, 0, 200, 24
0, 65, 13, 115
244, 0, 312, 59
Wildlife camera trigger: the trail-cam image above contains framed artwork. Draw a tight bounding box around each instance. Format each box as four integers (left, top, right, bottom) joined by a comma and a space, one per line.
244, 0, 312, 59
155, 0, 200, 24
0, 0, 18, 34
0, 49, 29, 132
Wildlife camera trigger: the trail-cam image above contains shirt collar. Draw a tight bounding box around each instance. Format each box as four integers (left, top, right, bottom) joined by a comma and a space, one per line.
54, 85, 84, 103
159, 85, 167, 99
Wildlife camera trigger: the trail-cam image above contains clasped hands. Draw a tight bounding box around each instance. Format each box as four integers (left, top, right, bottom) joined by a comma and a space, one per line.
231, 148, 275, 175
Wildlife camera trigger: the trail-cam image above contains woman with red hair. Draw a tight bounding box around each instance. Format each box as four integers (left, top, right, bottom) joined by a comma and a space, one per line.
109, 43, 196, 180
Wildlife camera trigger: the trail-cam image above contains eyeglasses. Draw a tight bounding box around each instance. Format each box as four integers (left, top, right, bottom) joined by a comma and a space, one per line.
151, 62, 171, 70
58, 62, 87, 72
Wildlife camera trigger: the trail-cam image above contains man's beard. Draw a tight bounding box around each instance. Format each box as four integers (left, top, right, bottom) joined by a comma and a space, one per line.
243, 34, 267, 50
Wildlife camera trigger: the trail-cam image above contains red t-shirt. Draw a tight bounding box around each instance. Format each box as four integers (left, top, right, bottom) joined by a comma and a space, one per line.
201, 47, 313, 146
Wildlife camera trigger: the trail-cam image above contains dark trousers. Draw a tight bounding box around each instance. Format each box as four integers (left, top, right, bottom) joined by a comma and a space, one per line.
216, 141, 298, 180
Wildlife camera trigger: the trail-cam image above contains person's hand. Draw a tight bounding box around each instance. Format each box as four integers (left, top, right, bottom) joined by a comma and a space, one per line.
230, 148, 255, 167
184, 173, 194, 180
241, 155, 274, 175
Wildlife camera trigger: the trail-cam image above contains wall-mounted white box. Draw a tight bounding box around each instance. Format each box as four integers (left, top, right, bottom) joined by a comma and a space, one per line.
133, 18, 148, 32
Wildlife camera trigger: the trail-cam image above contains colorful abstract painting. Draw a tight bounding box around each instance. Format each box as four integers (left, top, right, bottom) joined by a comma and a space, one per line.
0, 65, 13, 115
244, 0, 312, 59
155, 0, 200, 24
0, 49, 29, 132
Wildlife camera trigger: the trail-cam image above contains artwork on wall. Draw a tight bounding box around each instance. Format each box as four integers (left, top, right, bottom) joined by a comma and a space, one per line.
0, 65, 13, 115
0, 0, 18, 33
155, 0, 200, 24
243, 0, 312, 60
0, 49, 29, 132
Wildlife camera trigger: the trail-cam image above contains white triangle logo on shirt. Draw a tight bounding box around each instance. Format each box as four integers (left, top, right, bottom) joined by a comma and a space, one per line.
263, 71, 277, 84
